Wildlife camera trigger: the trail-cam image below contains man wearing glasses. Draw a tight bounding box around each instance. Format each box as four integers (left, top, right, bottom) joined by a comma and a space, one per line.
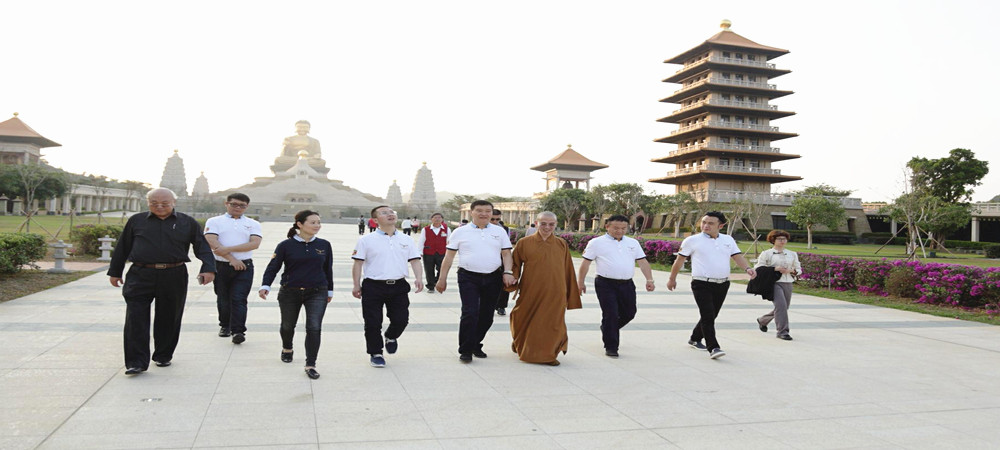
204, 193, 263, 344
108, 188, 216, 375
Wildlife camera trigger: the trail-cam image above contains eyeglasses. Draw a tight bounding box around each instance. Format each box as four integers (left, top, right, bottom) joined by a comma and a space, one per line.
227, 203, 248, 209
377, 210, 397, 216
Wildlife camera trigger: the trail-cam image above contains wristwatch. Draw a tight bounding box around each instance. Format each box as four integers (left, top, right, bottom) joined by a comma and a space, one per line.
503, 270, 513, 275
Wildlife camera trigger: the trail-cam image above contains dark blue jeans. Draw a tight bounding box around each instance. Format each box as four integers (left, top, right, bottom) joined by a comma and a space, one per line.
361, 279, 410, 355
213, 260, 253, 334
456, 268, 502, 354
594, 276, 637, 352
277, 287, 328, 366
690, 280, 730, 352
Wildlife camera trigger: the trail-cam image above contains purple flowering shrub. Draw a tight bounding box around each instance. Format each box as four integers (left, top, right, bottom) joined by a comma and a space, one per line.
799, 253, 1000, 309
554, 233, 681, 265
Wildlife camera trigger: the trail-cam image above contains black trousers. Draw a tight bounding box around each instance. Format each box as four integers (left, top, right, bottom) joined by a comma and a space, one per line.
423, 253, 445, 287
496, 290, 510, 309
358, 224, 365, 235
277, 287, 328, 367
213, 260, 253, 334
456, 268, 502, 354
594, 276, 637, 351
122, 265, 188, 369
361, 279, 410, 355
690, 280, 730, 352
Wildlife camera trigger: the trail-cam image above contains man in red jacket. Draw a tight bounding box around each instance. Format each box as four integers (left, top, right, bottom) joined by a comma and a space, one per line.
418, 213, 449, 294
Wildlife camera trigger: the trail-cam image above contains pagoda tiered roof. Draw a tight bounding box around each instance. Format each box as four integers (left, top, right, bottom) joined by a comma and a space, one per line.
0, 114, 61, 148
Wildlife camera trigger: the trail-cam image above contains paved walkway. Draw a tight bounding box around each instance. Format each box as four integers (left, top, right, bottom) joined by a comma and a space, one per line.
3, 223, 1000, 449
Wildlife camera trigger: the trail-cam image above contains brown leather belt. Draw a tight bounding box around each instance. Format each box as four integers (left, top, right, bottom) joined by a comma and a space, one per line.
132, 262, 185, 269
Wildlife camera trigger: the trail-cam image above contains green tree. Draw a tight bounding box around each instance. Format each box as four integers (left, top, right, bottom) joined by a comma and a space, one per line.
603, 183, 645, 217
990, 194, 1000, 202
907, 148, 989, 204
786, 190, 847, 249
539, 188, 587, 231
583, 185, 611, 226
0, 164, 69, 231
439, 194, 476, 221
797, 184, 852, 197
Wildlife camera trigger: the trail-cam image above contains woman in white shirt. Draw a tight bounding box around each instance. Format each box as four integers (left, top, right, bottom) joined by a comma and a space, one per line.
754, 230, 802, 341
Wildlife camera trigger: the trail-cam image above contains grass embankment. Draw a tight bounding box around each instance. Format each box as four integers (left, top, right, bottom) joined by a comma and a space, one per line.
0, 215, 128, 237
0, 270, 93, 303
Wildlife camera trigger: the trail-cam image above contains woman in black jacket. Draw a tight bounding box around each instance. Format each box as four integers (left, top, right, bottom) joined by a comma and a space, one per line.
258, 210, 334, 379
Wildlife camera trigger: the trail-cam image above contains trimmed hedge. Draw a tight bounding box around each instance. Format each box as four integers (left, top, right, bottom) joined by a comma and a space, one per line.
987, 244, 1000, 259
0, 233, 47, 274
69, 224, 124, 255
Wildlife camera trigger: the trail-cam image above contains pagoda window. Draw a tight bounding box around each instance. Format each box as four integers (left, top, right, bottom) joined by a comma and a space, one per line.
722, 73, 731, 79
722, 51, 731, 58
749, 96, 758, 103
735, 116, 744, 124
735, 53, 743, 59
736, 137, 745, 145
747, 54, 756, 61
718, 158, 730, 166
720, 137, 731, 144
735, 95, 745, 102
735, 74, 744, 81
720, 114, 730, 123
750, 138, 761, 146
734, 158, 745, 167
748, 75, 758, 82
749, 117, 759, 125
721, 94, 731, 100
750, 160, 761, 168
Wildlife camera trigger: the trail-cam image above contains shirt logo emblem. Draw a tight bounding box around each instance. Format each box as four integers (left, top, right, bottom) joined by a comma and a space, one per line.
352, 250, 358, 256
316, 249, 326, 255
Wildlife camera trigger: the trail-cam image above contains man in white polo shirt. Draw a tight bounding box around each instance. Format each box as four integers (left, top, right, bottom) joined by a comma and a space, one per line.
578, 214, 655, 358
435, 199, 515, 363
352, 205, 424, 368
204, 193, 262, 345
667, 211, 756, 359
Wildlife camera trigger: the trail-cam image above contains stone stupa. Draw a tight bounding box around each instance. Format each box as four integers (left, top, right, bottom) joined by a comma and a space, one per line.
159, 150, 188, 196
192, 172, 210, 199
408, 162, 437, 214
386, 180, 403, 206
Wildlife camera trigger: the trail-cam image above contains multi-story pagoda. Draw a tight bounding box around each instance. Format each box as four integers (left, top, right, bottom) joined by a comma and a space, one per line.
650, 20, 801, 200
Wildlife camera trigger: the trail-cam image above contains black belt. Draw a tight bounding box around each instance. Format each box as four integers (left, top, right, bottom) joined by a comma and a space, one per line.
458, 267, 502, 276
281, 286, 325, 291
596, 276, 633, 284
219, 259, 253, 265
365, 278, 405, 285
132, 262, 185, 269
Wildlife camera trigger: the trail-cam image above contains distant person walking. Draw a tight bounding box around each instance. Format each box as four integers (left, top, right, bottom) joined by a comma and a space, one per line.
368, 217, 377, 233
108, 188, 216, 376
258, 210, 334, 380
435, 200, 515, 362
358, 215, 366, 235
203, 193, 262, 345
411, 217, 420, 235
352, 206, 423, 368
577, 214, 655, 358
418, 213, 449, 294
754, 230, 801, 341
667, 211, 756, 360
401, 217, 412, 235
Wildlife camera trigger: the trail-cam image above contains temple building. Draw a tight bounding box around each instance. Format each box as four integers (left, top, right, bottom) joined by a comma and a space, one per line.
408, 162, 437, 214
192, 172, 210, 199
649, 20, 869, 235
531, 144, 608, 197
159, 150, 189, 197
0, 112, 61, 165
386, 180, 403, 206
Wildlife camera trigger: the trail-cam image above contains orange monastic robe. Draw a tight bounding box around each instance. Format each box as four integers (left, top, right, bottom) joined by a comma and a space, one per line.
508, 233, 582, 364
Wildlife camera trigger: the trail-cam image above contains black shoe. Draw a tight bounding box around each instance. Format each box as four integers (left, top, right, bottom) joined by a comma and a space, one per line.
219, 327, 231, 337
473, 350, 488, 358
777, 334, 793, 341
687, 340, 707, 350
757, 320, 768, 333
605, 350, 619, 358
370, 354, 386, 367
709, 348, 727, 359
459, 353, 473, 363
496, 307, 506, 316
232, 333, 245, 344
385, 337, 398, 354
281, 350, 293, 363
305, 368, 320, 379
124, 367, 145, 375
153, 360, 171, 367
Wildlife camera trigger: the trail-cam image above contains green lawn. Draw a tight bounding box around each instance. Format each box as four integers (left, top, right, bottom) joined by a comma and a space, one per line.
0, 214, 129, 239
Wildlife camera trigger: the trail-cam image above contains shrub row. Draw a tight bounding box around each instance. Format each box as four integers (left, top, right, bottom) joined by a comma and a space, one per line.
69, 224, 124, 255
798, 253, 1000, 308
732, 229, 857, 245
0, 233, 47, 274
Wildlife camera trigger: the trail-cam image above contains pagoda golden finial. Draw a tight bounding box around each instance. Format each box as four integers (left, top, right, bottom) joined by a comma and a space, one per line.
173, 149, 179, 153
720, 19, 732, 30
422, 161, 427, 165
297, 150, 309, 159
567, 144, 572, 148
12, 112, 18, 117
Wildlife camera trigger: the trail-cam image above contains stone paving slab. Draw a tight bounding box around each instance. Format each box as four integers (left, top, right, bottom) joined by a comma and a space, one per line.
2, 223, 1000, 449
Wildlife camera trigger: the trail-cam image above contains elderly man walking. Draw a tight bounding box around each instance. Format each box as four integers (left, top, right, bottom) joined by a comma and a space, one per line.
507, 212, 581, 366
108, 188, 216, 375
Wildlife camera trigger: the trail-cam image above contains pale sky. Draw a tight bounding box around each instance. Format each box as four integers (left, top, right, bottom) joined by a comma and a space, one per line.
5, 0, 999, 203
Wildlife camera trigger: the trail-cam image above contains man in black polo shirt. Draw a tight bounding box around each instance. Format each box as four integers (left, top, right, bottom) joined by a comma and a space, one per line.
109, 188, 216, 375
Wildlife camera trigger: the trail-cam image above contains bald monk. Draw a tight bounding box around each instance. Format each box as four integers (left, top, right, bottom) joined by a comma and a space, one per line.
507, 211, 582, 365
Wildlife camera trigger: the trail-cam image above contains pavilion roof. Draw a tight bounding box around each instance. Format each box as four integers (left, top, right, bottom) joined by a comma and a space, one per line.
530, 145, 608, 172
0, 114, 61, 148
665, 28, 789, 64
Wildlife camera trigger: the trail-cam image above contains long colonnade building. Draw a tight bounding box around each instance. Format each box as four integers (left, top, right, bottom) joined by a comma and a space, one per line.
650, 20, 801, 200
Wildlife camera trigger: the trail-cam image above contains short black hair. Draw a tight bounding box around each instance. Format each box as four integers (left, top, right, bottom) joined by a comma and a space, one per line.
492, 209, 502, 215
430, 212, 443, 219
605, 214, 629, 224
370, 205, 391, 218
227, 193, 250, 204
461, 219, 469, 223
470, 200, 493, 211
704, 211, 727, 224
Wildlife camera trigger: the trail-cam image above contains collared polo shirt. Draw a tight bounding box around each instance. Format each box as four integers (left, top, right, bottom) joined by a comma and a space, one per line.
446, 222, 512, 273
581, 234, 647, 280
677, 232, 740, 279
204, 213, 263, 262
352, 228, 421, 280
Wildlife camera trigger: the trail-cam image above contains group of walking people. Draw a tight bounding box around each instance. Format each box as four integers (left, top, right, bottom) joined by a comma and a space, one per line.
109, 190, 800, 379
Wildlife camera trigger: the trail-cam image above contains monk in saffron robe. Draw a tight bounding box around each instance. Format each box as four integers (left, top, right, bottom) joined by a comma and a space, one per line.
507, 211, 582, 365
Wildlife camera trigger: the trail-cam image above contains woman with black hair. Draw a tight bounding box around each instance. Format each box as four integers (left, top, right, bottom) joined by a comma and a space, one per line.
258, 210, 334, 379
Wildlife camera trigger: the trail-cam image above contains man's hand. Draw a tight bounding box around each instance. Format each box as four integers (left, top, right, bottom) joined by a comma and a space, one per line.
198, 273, 215, 285
212, 246, 231, 257
231, 260, 247, 271
746, 268, 757, 279
666, 278, 677, 291
502, 273, 516, 287
258, 289, 268, 300
578, 280, 586, 295
352, 286, 362, 299
110, 277, 123, 287
414, 280, 424, 293
435, 279, 447, 293
645, 279, 655, 292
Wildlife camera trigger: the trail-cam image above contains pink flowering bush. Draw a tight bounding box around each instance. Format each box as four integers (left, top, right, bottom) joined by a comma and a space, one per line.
798, 253, 1000, 309
553, 233, 681, 265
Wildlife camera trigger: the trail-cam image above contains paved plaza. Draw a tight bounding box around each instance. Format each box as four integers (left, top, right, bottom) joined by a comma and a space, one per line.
3, 223, 1000, 449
